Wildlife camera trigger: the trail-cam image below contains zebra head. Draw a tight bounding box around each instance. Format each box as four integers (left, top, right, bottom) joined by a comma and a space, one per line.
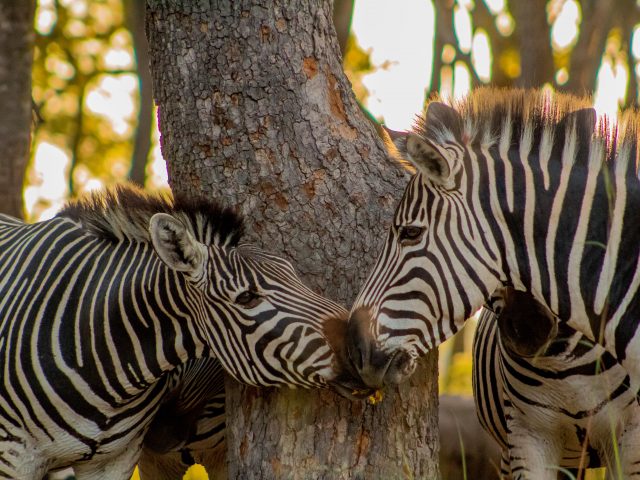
148, 211, 369, 396
347, 102, 503, 388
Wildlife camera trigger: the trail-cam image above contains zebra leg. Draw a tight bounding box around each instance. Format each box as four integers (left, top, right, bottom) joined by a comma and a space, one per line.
499, 448, 513, 480
0, 427, 49, 480
614, 408, 640, 479
506, 417, 562, 480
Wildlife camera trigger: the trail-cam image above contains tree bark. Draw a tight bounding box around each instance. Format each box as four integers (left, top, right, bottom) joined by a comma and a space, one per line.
224, 355, 437, 479
145, 1, 439, 479
0, 0, 35, 219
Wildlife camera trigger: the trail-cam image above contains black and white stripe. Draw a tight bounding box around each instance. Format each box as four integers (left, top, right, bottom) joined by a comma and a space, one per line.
473, 289, 640, 479
0, 184, 360, 479
347, 88, 640, 392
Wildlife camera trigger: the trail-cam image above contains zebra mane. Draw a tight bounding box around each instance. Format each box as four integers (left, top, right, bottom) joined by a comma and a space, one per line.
417, 87, 639, 170
57, 184, 244, 247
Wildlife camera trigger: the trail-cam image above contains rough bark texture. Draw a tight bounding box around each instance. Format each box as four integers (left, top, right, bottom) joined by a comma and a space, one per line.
224, 355, 438, 479
145, 1, 439, 479
0, 0, 35, 219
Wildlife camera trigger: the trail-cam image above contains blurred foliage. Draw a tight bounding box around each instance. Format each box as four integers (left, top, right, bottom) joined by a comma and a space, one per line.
342, 34, 374, 106
441, 352, 473, 396
29, 0, 140, 218
429, 0, 639, 103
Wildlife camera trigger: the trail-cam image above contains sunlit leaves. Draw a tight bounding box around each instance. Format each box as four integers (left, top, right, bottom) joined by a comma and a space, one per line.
342, 34, 373, 105
549, 0, 581, 52
472, 29, 492, 82
498, 48, 520, 79
29, 0, 137, 220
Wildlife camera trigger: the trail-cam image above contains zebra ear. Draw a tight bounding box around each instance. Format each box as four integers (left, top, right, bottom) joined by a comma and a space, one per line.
403, 133, 452, 185
149, 213, 206, 276
383, 125, 451, 181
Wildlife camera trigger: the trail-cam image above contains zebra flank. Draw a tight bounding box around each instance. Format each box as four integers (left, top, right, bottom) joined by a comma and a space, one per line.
0, 184, 364, 479
473, 290, 640, 479
347, 87, 640, 392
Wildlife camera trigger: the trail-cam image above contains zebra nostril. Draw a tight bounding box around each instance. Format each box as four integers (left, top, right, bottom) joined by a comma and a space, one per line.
346, 307, 419, 387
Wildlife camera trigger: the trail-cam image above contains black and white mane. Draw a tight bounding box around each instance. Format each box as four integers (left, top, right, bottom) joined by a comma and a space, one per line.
57, 184, 244, 247
415, 88, 639, 171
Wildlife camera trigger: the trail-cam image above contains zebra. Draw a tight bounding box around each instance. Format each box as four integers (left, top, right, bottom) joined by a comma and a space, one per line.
346, 88, 640, 391
0, 184, 367, 480
473, 288, 640, 479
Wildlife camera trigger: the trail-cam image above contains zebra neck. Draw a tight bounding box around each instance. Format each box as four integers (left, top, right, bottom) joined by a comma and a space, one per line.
77, 243, 210, 400
476, 138, 640, 352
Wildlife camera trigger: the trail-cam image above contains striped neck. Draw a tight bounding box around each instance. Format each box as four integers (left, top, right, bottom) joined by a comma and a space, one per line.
73, 241, 208, 402
470, 118, 640, 349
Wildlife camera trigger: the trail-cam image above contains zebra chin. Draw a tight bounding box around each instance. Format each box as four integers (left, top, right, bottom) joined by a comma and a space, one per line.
346, 306, 419, 389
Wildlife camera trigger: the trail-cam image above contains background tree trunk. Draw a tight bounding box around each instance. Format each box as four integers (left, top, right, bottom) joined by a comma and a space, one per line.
563, 0, 613, 95
0, 0, 35, 219
125, 0, 154, 187
333, 0, 354, 56
145, 1, 439, 478
511, 0, 555, 88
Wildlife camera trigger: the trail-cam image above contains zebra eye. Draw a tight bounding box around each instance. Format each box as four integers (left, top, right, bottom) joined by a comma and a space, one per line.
398, 226, 425, 245
235, 290, 262, 308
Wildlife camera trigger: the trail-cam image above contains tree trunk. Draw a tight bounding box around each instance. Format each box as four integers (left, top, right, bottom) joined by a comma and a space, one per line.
511, 0, 555, 88
563, 0, 621, 96
332, 0, 354, 56
224, 355, 437, 479
145, 1, 439, 479
429, 0, 453, 96
125, 0, 153, 187
0, 0, 35, 219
